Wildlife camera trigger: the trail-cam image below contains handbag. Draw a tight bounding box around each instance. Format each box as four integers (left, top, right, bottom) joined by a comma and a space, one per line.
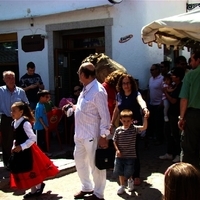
95, 148, 115, 170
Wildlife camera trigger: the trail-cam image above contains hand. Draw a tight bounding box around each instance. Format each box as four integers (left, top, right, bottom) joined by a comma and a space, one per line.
29, 84, 37, 89
98, 137, 108, 149
142, 108, 149, 118
116, 150, 121, 157
13, 145, 22, 153
178, 119, 185, 131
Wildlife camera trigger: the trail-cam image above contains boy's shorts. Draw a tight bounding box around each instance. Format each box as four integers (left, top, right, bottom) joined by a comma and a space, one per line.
113, 157, 135, 179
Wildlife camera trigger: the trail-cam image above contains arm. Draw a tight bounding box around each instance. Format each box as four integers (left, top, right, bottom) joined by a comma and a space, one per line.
96, 91, 110, 148
135, 115, 148, 132
178, 98, 188, 130
163, 88, 177, 104
136, 93, 149, 117
39, 117, 48, 131
111, 103, 119, 126
12, 121, 36, 153
113, 141, 121, 157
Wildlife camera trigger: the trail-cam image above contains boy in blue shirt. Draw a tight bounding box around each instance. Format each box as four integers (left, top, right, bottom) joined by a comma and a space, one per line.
33, 90, 50, 152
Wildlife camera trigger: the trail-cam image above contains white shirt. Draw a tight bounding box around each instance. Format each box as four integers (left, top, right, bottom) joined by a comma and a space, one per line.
149, 74, 163, 105
74, 79, 110, 139
13, 117, 36, 150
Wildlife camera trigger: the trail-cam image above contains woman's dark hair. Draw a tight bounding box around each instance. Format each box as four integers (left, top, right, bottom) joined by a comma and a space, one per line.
104, 70, 125, 87
116, 74, 138, 93
12, 101, 35, 123
171, 67, 185, 81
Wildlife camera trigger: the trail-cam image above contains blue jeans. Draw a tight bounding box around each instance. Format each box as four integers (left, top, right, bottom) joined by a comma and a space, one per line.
114, 157, 135, 179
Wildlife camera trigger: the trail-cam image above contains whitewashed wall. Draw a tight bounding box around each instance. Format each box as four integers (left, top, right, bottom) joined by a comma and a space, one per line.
0, 0, 188, 89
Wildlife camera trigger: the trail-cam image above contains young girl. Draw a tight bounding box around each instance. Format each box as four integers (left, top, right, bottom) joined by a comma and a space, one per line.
164, 162, 200, 200
9, 101, 59, 199
162, 74, 174, 122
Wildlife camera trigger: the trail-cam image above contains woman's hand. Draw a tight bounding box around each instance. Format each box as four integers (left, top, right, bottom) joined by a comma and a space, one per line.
143, 108, 150, 118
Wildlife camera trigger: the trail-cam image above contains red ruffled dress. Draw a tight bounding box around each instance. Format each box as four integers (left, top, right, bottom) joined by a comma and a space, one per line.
10, 119, 59, 190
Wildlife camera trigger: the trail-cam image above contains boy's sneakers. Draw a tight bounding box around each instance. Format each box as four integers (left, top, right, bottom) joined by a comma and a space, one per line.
128, 178, 134, 192
117, 185, 125, 195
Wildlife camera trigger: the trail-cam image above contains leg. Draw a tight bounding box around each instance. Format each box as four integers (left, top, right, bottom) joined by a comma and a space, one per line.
133, 135, 141, 185
1, 116, 13, 167
74, 138, 94, 192
85, 138, 106, 199
181, 109, 200, 169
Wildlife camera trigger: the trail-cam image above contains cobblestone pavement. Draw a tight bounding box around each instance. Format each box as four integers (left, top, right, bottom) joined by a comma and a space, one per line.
0, 138, 172, 200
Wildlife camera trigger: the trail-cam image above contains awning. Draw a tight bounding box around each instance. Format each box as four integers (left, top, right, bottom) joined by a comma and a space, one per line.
141, 8, 200, 50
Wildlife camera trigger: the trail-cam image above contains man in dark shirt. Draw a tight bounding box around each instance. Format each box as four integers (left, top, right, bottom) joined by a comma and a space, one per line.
19, 62, 44, 110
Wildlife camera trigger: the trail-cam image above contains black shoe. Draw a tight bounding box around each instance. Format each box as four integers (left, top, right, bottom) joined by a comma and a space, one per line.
36, 183, 45, 195
23, 192, 37, 199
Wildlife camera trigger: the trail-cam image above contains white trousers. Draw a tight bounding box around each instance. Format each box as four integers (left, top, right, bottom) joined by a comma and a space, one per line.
74, 137, 106, 199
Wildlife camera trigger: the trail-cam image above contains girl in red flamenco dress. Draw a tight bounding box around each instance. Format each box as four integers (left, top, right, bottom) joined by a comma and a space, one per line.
9, 101, 59, 199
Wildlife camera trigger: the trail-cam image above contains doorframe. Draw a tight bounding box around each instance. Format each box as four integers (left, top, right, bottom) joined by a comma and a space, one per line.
46, 18, 113, 96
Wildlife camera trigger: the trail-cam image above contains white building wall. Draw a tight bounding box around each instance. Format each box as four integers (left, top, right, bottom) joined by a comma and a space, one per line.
0, 0, 189, 90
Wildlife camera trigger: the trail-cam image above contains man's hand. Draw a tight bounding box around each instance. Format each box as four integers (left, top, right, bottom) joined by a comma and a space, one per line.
12, 145, 22, 153
98, 137, 108, 149
178, 119, 185, 131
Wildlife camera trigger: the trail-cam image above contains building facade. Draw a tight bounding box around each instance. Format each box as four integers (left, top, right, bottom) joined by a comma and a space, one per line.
0, 0, 190, 104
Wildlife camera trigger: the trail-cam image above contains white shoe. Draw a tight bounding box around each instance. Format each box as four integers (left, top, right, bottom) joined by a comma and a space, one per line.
128, 178, 134, 192
164, 116, 169, 122
117, 186, 125, 195
172, 155, 180, 163
159, 153, 173, 160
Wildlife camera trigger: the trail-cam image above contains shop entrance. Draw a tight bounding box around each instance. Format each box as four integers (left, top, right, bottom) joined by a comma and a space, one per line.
54, 31, 105, 105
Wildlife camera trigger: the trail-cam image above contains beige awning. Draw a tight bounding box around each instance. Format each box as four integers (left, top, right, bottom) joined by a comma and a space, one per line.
141, 9, 200, 50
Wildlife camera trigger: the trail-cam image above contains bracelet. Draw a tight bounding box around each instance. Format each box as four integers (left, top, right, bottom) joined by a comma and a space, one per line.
178, 116, 184, 120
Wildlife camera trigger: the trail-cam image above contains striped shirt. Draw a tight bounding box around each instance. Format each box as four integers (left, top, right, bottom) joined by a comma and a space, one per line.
113, 125, 140, 158
74, 79, 110, 139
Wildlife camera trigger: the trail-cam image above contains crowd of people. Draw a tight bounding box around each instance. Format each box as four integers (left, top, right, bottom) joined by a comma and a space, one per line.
0, 51, 200, 199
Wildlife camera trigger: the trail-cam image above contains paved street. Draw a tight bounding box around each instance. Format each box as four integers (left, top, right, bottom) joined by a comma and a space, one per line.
0, 138, 172, 200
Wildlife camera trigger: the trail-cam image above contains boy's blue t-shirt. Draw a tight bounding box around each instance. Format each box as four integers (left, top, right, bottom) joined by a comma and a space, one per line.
33, 102, 48, 130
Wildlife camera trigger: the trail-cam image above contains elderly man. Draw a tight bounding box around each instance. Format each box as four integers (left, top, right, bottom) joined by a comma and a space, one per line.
68, 62, 110, 200
0, 71, 29, 168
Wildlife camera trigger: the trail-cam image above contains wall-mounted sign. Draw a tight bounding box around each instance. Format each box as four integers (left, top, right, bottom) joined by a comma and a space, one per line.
108, 0, 123, 4
119, 34, 133, 43
21, 34, 44, 52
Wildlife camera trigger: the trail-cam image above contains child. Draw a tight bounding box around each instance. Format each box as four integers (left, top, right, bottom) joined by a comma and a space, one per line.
164, 162, 200, 200
162, 74, 174, 122
9, 101, 59, 199
33, 90, 50, 152
44, 93, 57, 112
113, 109, 148, 194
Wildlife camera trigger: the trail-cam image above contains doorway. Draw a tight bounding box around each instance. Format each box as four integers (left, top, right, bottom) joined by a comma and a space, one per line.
54, 31, 105, 105
54, 48, 96, 105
